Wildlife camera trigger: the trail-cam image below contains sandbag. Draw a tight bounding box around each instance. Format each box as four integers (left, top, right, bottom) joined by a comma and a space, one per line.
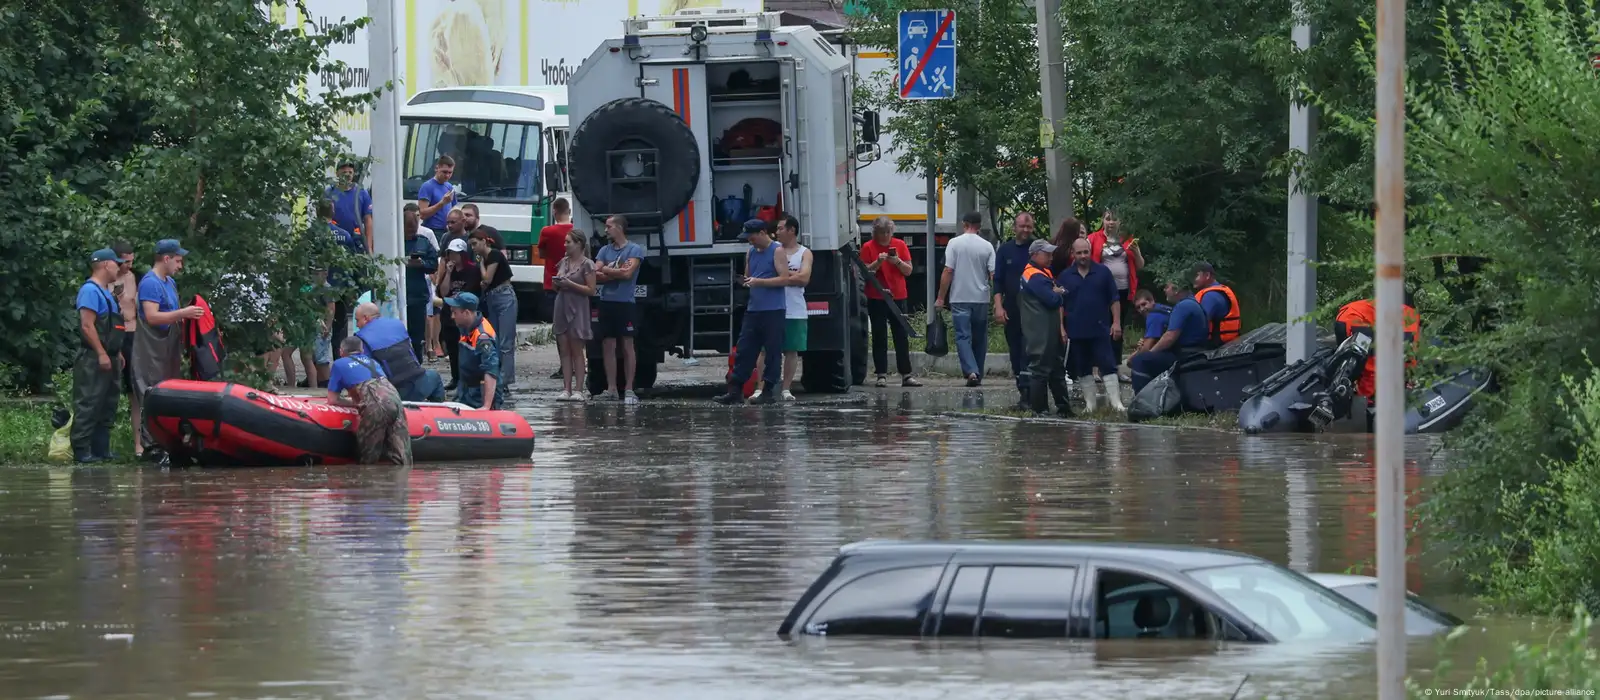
925, 313, 950, 357
47, 407, 72, 463
1127, 369, 1183, 422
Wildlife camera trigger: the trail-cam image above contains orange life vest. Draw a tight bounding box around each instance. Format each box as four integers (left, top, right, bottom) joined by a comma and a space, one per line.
1335, 299, 1420, 398
1194, 284, 1242, 343
1021, 264, 1053, 283
462, 318, 498, 350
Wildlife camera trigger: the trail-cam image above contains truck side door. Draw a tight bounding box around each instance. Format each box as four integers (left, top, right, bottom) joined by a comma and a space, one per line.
639, 63, 712, 248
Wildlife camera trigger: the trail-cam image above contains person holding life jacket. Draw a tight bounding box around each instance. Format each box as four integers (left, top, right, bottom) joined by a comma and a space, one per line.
1190, 262, 1241, 346
71, 249, 127, 463
353, 302, 445, 403
443, 292, 505, 410
327, 336, 412, 465
133, 239, 203, 461
1019, 240, 1073, 417
1335, 295, 1421, 400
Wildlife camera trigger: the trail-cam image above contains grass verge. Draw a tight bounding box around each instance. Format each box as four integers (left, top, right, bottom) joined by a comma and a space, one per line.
0, 398, 138, 465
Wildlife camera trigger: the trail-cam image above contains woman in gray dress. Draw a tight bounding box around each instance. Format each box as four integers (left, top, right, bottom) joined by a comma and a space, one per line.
551, 228, 597, 401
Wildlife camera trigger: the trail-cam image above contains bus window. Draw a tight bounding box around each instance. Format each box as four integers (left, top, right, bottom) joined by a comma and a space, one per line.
401, 120, 543, 202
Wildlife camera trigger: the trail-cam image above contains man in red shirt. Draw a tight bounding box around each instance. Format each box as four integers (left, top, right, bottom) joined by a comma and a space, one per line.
536, 197, 575, 378
860, 217, 921, 387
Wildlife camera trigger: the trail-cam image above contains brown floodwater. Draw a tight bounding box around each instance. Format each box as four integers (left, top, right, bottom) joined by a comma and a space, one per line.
0, 388, 1557, 699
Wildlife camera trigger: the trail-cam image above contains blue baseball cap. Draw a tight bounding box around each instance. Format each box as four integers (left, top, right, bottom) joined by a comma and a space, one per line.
736, 218, 767, 241
443, 292, 480, 312
154, 239, 189, 257
89, 248, 118, 264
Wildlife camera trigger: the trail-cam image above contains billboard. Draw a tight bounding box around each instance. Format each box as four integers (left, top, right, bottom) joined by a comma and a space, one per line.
273, 0, 765, 157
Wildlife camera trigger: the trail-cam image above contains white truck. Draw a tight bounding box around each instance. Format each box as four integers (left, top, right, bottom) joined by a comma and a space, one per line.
566, 10, 873, 393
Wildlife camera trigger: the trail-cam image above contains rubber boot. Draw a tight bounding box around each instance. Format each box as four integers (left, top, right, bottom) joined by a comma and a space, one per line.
751, 382, 778, 405
91, 430, 118, 462
1103, 373, 1126, 411
713, 380, 745, 405
1080, 376, 1100, 413
1029, 375, 1050, 416
1050, 373, 1074, 418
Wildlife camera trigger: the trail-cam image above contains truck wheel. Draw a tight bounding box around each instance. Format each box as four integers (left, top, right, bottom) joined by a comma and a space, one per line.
584, 337, 660, 396
801, 352, 849, 394
569, 97, 701, 227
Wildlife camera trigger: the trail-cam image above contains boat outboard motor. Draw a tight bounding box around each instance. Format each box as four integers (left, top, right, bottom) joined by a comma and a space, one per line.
1237, 332, 1371, 434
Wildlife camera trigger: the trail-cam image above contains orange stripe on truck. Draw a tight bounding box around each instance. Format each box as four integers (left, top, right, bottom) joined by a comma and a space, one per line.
672, 68, 696, 243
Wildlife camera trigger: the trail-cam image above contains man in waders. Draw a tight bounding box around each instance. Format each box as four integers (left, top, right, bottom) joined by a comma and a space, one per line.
134, 239, 204, 461
352, 302, 445, 402
1019, 240, 1073, 417
72, 249, 126, 463
327, 337, 412, 465
444, 292, 505, 410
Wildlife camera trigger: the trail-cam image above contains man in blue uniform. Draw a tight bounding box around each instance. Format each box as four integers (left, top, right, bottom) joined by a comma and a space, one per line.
72, 249, 127, 463
1129, 286, 1213, 393
353, 302, 444, 402
327, 337, 411, 465
991, 212, 1037, 408
1128, 289, 1171, 360
1060, 238, 1125, 411
444, 292, 505, 410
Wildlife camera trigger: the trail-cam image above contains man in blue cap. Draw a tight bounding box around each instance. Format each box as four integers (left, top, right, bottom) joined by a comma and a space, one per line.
443, 292, 505, 409
132, 239, 203, 460
715, 219, 789, 405
71, 249, 127, 462
352, 302, 445, 402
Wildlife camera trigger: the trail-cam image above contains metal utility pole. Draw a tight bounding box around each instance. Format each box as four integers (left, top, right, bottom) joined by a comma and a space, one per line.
1373, 0, 1407, 695
368, 0, 405, 321
1286, 6, 1318, 363
1034, 0, 1073, 225
926, 134, 938, 314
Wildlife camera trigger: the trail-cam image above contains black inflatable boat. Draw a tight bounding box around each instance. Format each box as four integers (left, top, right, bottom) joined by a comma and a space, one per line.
1127, 323, 1292, 421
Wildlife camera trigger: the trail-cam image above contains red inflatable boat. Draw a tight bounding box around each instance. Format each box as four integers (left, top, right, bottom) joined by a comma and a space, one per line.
144, 379, 534, 466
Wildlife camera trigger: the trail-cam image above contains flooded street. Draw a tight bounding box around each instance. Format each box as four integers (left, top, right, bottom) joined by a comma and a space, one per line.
0, 389, 1538, 699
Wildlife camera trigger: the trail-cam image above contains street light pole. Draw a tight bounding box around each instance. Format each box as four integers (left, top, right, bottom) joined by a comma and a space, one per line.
1286, 5, 1317, 364
1373, 0, 1407, 695
1034, 0, 1073, 224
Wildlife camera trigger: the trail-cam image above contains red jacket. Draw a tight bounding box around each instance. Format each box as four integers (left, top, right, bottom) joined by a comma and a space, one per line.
1087, 229, 1138, 297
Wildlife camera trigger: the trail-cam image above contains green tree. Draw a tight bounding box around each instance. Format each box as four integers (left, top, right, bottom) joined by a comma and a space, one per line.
1, 0, 382, 392
849, 0, 1048, 235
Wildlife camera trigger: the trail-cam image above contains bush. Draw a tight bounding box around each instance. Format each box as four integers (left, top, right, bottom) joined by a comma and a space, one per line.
1311, 0, 1600, 614
1408, 605, 1600, 696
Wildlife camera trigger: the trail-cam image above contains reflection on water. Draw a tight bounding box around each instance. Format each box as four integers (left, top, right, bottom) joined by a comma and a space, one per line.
0, 394, 1536, 698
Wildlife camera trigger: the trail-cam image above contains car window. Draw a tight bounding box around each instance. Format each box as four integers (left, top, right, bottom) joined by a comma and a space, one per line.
976, 566, 1076, 638
1330, 583, 1463, 631
935, 566, 990, 636
806, 565, 942, 636
1095, 571, 1225, 640
1186, 564, 1377, 643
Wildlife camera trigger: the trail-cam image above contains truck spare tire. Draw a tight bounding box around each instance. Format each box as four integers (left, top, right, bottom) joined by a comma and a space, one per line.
569, 97, 702, 231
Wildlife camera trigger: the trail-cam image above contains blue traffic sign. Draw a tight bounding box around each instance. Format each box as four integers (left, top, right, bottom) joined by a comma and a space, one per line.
897, 9, 956, 100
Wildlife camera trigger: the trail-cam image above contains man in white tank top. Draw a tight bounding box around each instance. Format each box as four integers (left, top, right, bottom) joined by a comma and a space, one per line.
750, 216, 814, 402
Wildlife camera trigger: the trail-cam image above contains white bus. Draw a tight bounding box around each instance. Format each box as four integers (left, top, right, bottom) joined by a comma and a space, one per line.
401, 85, 571, 317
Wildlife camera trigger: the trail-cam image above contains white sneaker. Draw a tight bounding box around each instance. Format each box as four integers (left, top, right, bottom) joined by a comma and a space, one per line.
782, 390, 796, 401
624, 391, 641, 405
556, 390, 572, 402
749, 388, 764, 401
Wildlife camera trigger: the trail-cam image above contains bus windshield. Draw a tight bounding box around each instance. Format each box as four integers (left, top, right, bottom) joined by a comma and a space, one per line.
402, 119, 543, 202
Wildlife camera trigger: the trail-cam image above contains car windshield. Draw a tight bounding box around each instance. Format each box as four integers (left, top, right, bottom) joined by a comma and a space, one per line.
1329, 583, 1464, 632
1186, 564, 1378, 643
402, 119, 542, 202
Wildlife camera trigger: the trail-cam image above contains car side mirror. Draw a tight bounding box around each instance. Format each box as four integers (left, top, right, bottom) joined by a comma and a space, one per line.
859, 110, 880, 145
544, 161, 561, 194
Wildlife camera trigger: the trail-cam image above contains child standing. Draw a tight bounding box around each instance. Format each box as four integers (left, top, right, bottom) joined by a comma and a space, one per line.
551, 229, 597, 401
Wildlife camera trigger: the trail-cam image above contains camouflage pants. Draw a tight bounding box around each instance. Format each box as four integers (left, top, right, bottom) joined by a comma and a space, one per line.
354, 378, 412, 465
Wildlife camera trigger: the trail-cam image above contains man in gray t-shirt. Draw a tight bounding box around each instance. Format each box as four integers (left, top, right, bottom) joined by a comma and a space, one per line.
936, 211, 997, 386
593, 215, 645, 404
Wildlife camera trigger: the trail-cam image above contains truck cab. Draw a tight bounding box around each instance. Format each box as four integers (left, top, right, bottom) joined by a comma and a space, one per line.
401, 86, 572, 320
566, 10, 870, 394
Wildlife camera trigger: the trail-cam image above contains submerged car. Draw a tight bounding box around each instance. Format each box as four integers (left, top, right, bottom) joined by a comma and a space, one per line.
1306, 572, 1463, 634
778, 540, 1459, 643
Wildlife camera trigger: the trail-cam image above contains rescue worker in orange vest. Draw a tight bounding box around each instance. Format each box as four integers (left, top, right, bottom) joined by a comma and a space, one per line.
443, 292, 505, 410
1335, 293, 1421, 403
1019, 240, 1073, 417
1190, 262, 1241, 347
